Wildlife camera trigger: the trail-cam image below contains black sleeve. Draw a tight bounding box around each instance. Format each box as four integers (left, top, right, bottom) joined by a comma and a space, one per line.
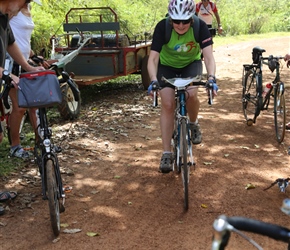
0, 124, 2, 133
7, 23, 15, 46
199, 19, 213, 49
150, 19, 167, 53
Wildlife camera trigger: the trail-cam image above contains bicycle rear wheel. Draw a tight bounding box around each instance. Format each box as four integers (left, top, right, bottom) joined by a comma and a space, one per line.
274, 82, 286, 143
46, 159, 61, 236
242, 69, 258, 125
180, 119, 189, 210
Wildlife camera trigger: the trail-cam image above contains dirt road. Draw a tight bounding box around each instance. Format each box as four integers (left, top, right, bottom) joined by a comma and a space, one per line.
0, 36, 290, 250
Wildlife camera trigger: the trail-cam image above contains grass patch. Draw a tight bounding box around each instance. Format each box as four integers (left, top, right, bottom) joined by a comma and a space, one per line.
0, 108, 60, 177
0, 136, 29, 176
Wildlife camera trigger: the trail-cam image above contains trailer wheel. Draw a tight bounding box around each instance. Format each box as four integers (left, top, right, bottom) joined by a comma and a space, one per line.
141, 55, 150, 90
57, 83, 81, 120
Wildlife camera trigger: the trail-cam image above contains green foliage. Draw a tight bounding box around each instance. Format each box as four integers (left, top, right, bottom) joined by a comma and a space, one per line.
29, 0, 289, 55
218, 0, 289, 35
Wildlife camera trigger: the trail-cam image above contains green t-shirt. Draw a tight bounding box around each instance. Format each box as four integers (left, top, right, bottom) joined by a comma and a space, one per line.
159, 28, 201, 68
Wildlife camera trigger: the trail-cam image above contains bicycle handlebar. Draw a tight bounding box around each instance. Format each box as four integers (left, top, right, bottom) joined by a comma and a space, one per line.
152, 76, 214, 107
212, 215, 290, 250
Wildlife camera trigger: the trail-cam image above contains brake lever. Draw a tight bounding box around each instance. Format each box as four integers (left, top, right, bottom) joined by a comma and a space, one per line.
206, 81, 213, 105
151, 81, 160, 107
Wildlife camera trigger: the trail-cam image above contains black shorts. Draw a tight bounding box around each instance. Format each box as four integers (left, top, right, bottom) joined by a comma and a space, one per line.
157, 60, 202, 89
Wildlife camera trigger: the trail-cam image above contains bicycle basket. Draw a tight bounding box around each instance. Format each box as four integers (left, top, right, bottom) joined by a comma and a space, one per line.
18, 70, 62, 108
252, 47, 265, 64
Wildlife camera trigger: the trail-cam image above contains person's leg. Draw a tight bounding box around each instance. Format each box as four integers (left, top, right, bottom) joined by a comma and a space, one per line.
156, 64, 179, 173
28, 108, 37, 138
9, 88, 29, 158
159, 87, 175, 152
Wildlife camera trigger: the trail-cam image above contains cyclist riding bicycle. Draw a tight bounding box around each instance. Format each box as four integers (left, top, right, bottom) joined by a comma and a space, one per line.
147, 0, 218, 173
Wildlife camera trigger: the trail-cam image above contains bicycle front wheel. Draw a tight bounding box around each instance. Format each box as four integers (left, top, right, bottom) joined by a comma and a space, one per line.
180, 119, 189, 210
274, 82, 286, 143
46, 159, 61, 236
242, 69, 258, 125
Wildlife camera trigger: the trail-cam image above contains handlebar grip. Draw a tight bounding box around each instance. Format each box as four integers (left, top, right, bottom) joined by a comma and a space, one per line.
227, 216, 290, 243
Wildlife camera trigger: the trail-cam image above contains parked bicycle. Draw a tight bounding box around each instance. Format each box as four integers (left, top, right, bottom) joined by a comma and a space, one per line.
242, 46, 286, 143
211, 198, 290, 249
0, 69, 78, 237
152, 76, 213, 210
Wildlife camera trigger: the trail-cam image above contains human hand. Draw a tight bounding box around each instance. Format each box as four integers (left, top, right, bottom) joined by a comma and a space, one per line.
26, 64, 45, 72
218, 26, 223, 35
10, 74, 19, 89
30, 55, 50, 69
0, 132, 3, 144
148, 80, 159, 96
207, 79, 218, 97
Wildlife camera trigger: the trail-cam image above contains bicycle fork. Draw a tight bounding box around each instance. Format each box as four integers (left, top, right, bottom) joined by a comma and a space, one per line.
40, 146, 66, 209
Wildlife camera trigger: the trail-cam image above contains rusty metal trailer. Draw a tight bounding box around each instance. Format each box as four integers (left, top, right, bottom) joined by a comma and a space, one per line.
52, 7, 151, 87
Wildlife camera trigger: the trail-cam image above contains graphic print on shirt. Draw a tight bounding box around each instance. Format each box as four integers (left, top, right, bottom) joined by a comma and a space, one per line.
174, 41, 197, 53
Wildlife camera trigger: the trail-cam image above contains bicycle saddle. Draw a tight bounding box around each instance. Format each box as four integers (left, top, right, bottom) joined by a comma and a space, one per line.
252, 46, 266, 64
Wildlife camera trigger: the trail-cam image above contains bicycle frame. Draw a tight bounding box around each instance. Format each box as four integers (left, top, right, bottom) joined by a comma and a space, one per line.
174, 87, 194, 172
156, 76, 212, 210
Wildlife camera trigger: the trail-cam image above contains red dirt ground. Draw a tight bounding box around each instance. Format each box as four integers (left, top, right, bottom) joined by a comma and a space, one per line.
0, 36, 290, 250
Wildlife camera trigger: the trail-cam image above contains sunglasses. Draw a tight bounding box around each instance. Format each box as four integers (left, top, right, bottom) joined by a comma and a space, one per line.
172, 19, 192, 25
25, 0, 32, 3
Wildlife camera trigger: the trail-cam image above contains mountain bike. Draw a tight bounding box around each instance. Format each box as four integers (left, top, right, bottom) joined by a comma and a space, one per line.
211, 198, 290, 250
33, 71, 78, 236
1, 70, 78, 237
242, 46, 286, 143
152, 76, 213, 210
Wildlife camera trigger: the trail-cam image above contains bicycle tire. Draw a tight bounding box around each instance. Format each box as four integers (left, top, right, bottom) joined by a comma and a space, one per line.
57, 83, 81, 120
46, 159, 61, 236
242, 69, 259, 125
172, 130, 180, 174
274, 82, 286, 143
180, 118, 189, 210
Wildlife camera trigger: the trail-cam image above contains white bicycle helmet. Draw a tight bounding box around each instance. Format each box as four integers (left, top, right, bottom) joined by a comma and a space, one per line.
168, 0, 196, 20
